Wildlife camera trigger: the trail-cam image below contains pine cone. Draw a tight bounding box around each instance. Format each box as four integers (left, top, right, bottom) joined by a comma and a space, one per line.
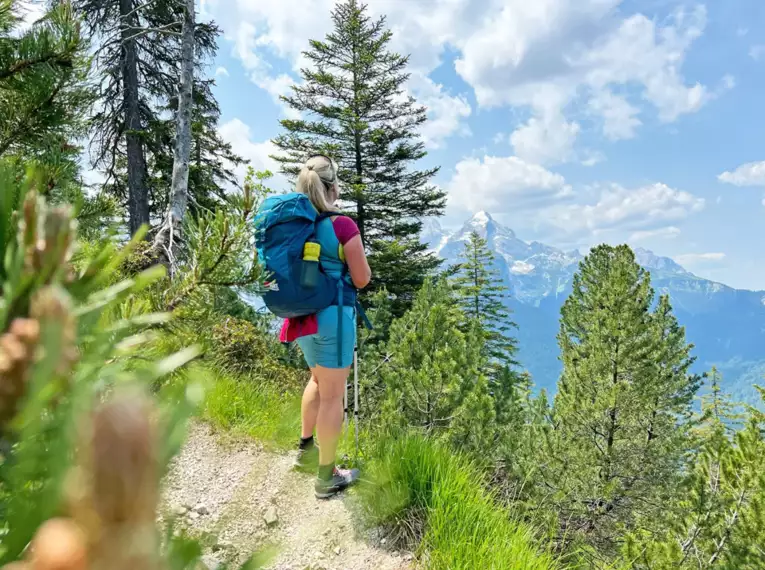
30, 288, 78, 377
67, 391, 160, 570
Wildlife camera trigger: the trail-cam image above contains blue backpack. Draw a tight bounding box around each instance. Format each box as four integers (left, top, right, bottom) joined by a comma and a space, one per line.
254, 193, 344, 319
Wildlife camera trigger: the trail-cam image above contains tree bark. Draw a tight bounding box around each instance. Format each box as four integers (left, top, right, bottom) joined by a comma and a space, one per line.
120, 0, 150, 237
153, 0, 194, 275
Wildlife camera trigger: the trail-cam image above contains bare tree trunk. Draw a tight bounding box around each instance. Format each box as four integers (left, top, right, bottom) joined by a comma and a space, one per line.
153, 0, 194, 276
120, 0, 150, 237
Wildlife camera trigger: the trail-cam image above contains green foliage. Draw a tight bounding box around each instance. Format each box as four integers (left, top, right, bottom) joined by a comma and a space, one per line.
454, 230, 518, 367
537, 245, 699, 560
379, 278, 496, 457
162, 79, 247, 215
0, 167, 215, 567
201, 365, 302, 451
210, 317, 305, 388
623, 383, 765, 569
74, 0, 224, 231
272, 0, 444, 316
357, 432, 560, 570
0, 1, 90, 160
157, 168, 269, 315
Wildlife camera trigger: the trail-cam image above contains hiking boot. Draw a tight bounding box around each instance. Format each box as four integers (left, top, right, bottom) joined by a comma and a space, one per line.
315, 467, 360, 499
294, 441, 320, 472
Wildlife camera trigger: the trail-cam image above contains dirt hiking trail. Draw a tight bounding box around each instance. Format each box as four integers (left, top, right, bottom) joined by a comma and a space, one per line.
160, 423, 413, 570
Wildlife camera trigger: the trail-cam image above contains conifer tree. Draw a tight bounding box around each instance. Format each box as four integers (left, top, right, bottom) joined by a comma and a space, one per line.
380, 279, 496, 455
150, 79, 245, 215
548, 244, 699, 557
454, 230, 517, 366
272, 0, 445, 315
0, 2, 89, 161
625, 383, 765, 569
74, 0, 219, 235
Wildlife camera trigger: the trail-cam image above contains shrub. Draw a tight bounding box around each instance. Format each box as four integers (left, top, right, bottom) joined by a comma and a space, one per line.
210, 317, 305, 390
0, 171, 263, 569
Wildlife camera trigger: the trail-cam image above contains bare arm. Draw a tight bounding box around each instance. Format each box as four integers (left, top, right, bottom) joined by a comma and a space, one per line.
344, 235, 371, 289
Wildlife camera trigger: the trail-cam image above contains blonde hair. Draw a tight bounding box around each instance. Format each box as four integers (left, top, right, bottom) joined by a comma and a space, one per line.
296, 155, 339, 213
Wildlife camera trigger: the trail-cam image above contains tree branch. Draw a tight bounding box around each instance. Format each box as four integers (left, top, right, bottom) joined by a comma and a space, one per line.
0, 53, 73, 80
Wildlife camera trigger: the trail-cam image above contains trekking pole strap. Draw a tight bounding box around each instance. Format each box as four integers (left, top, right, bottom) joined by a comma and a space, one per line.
356, 300, 373, 331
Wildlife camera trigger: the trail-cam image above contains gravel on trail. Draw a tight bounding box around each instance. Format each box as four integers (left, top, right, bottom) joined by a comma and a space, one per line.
160, 423, 412, 570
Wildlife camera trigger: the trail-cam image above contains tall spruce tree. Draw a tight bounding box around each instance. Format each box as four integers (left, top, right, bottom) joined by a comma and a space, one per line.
75, 0, 219, 235
454, 230, 517, 366
548, 244, 698, 559
272, 0, 445, 315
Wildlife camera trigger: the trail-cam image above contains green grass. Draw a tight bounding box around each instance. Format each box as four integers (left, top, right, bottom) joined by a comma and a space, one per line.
201, 365, 302, 450
357, 433, 561, 570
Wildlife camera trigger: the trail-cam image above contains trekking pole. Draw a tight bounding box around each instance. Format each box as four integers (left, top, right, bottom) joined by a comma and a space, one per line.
354, 345, 359, 458
344, 376, 349, 430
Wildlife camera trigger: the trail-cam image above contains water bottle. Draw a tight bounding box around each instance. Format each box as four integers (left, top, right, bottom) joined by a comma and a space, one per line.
300, 241, 321, 288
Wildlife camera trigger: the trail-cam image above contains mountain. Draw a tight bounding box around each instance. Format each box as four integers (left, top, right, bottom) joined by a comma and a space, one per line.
426, 212, 765, 403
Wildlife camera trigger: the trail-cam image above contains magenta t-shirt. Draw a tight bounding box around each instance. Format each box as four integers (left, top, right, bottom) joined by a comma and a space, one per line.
331, 215, 360, 245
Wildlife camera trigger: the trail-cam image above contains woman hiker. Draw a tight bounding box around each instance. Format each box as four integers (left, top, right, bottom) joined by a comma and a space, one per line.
279, 155, 371, 499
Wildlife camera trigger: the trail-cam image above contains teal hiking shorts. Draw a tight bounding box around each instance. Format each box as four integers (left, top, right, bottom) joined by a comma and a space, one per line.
296, 306, 356, 369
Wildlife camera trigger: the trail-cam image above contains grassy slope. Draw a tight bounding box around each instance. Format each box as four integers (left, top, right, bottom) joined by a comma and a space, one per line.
359, 434, 559, 570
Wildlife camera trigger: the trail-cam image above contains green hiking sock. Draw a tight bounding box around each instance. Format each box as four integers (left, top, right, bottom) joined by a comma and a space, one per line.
318, 463, 335, 481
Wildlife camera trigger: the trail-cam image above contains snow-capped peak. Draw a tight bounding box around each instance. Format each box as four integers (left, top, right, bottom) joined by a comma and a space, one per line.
470, 211, 493, 226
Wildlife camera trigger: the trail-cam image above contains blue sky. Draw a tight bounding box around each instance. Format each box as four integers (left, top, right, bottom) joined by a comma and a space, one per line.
199, 0, 765, 291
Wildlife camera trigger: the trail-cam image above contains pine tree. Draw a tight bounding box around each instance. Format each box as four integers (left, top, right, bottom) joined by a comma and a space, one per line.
548, 244, 699, 558
272, 0, 445, 315
454, 230, 517, 366
0, 2, 89, 160
624, 383, 765, 569
380, 279, 496, 455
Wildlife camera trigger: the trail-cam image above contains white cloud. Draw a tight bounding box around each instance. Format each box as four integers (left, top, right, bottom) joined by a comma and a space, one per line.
215, 67, 230, 78
718, 161, 765, 187
588, 90, 642, 140
213, 0, 473, 145
510, 112, 580, 165
17, 1, 46, 31
750, 45, 765, 61
407, 73, 472, 149
629, 226, 681, 242
579, 8, 709, 123
543, 183, 705, 238
581, 151, 606, 167
218, 119, 287, 190
210, 0, 717, 156
447, 155, 572, 214
674, 252, 726, 266
454, 2, 711, 128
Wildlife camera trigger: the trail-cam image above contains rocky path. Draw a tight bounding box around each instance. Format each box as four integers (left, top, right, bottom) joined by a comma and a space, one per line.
160, 423, 412, 570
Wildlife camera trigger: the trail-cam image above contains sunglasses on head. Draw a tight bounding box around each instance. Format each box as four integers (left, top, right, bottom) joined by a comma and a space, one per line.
307, 154, 337, 182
